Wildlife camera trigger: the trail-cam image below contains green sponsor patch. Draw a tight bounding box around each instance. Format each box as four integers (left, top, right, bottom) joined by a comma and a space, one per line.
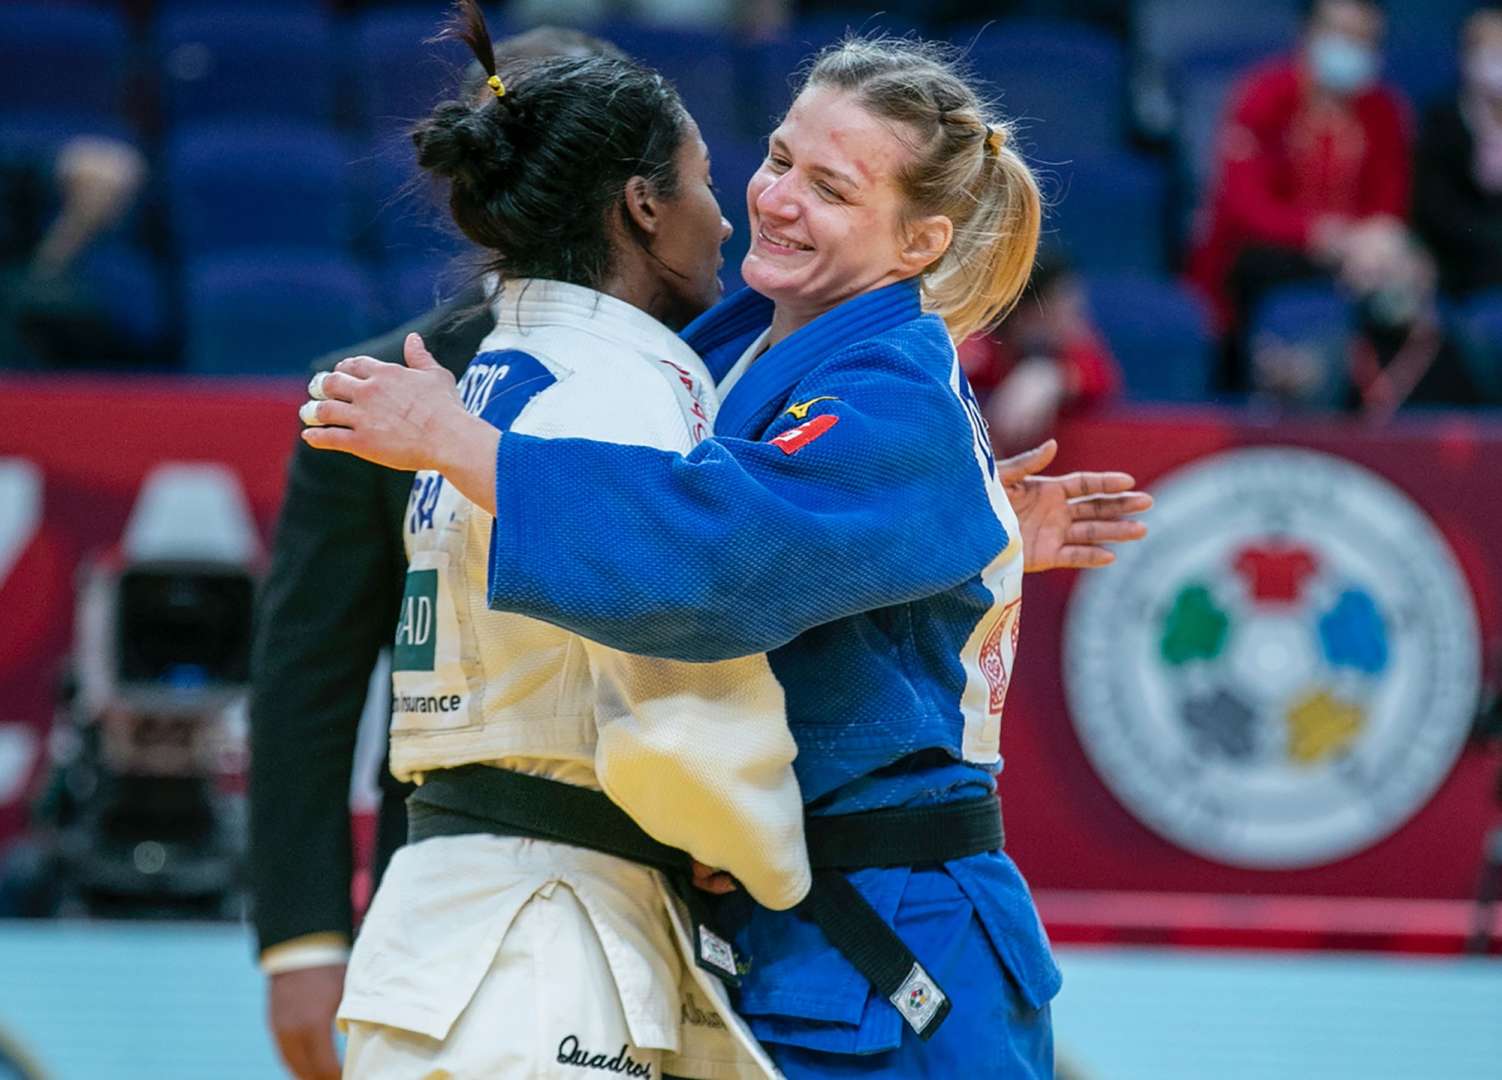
393, 568, 438, 671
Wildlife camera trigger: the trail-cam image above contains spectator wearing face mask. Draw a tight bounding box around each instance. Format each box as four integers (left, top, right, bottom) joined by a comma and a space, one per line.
1413, 6, 1502, 299
1188, 0, 1411, 383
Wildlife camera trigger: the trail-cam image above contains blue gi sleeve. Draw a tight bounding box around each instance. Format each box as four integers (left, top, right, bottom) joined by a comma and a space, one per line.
487, 336, 1009, 661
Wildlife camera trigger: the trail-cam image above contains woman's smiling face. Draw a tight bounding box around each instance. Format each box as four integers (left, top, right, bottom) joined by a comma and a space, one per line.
741, 84, 938, 331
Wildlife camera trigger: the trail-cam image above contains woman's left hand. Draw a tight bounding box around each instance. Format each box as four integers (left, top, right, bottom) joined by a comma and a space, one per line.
998, 439, 1152, 572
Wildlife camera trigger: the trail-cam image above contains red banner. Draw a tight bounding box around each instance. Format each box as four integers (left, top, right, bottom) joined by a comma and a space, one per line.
2, 379, 1500, 931
1011, 408, 1502, 912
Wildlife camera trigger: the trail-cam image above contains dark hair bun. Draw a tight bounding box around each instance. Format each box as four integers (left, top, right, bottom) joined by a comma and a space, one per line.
412, 100, 517, 196
409, 0, 688, 290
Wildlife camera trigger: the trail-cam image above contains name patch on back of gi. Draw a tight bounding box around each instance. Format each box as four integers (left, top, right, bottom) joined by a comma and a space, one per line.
464, 348, 557, 431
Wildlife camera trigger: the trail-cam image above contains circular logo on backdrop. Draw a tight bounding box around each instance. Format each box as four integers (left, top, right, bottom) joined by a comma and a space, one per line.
1064, 447, 1480, 869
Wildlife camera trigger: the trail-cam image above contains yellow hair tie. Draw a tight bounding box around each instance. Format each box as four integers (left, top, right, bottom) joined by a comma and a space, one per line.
985, 125, 1006, 156
487, 74, 506, 99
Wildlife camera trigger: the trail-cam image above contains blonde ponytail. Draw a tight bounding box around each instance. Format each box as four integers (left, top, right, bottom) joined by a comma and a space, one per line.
922, 133, 1041, 340
804, 37, 1043, 341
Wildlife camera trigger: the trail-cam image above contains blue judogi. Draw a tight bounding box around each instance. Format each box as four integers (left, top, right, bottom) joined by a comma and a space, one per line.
486, 279, 1060, 1076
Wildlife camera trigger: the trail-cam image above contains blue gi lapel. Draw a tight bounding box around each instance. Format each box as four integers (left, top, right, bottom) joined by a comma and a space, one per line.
714, 279, 924, 438
679, 285, 774, 384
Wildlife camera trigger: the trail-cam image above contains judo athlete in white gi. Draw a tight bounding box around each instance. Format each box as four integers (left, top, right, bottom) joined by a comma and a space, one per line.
305, 33, 1153, 1080
307, 18, 807, 1079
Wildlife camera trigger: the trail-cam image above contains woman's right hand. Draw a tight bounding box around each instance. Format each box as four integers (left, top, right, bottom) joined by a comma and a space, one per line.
300, 332, 468, 474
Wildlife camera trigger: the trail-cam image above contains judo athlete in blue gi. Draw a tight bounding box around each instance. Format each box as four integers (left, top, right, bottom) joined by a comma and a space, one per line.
306, 34, 1153, 1078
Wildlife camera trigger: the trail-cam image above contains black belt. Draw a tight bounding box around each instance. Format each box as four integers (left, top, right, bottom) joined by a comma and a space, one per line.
407, 765, 1003, 1040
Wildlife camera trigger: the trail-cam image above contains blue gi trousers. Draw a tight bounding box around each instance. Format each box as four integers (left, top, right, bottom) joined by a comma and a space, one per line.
746, 867, 1055, 1078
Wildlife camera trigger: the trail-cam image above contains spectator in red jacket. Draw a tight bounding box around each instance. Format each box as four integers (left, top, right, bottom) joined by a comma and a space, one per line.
958, 252, 1121, 454
1189, 0, 1411, 375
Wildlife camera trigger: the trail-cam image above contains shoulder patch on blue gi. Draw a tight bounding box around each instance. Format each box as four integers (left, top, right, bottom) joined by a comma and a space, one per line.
770, 413, 839, 456
783, 395, 839, 420
459, 349, 556, 432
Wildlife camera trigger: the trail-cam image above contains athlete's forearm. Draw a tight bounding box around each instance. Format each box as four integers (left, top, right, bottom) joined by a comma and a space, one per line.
435, 410, 501, 517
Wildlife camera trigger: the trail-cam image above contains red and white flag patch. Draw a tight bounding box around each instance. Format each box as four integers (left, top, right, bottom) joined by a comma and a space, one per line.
770, 413, 839, 455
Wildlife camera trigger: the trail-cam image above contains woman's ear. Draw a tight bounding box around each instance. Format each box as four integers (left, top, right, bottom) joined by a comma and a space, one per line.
622, 175, 662, 239
901, 214, 954, 275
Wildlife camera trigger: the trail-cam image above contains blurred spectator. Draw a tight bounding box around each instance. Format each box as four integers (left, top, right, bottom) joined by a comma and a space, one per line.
959, 253, 1121, 453
1249, 228, 1492, 417
0, 135, 146, 370
1413, 6, 1502, 298
1188, 0, 1411, 379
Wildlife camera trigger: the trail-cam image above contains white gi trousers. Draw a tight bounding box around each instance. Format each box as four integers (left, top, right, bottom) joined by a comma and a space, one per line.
339, 834, 781, 1079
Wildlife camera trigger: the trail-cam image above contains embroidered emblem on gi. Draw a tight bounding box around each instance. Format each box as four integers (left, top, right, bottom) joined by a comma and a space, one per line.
1065, 447, 1480, 870
890, 963, 946, 1032
555, 1036, 654, 1077
978, 597, 1022, 716
770, 413, 839, 456
784, 395, 838, 420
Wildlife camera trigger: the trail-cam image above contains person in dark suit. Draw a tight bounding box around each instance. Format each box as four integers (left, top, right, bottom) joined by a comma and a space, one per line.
246, 28, 624, 1080
249, 295, 492, 1080
1413, 5, 1502, 298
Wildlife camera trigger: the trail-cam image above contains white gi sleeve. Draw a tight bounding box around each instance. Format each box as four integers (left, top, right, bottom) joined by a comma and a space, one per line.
508, 368, 812, 911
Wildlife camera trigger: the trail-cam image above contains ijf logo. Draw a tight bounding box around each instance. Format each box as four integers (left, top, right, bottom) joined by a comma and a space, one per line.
1064, 447, 1480, 869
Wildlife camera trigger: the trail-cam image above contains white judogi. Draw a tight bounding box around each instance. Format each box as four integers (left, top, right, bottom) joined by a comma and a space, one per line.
338, 281, 806, 1079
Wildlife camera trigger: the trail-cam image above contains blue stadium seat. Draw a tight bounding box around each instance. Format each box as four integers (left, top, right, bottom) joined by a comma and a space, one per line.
741, 13, 926, 134
0, 5, 129, 117
383, 257, 475, 323
1384, 41, 1456, 114
742, 32, 845, 138
1086, 274, 1215, 402
350, 9, 500, 134
80, 247, 172, 360
1131, 0, 1298, 141
1246, 284, 1353, 407
355, 133, 468, 264
1048, 153, 1168, 275
1133, 0, 1300, 74
183, 252, 382, 376
155, 0, 320, 9
598, 23, 740, 144
795, 10, 925, 46
156, 10, 336, 125
166, 125, 354, 257
958, 20, 1128, 160
0, 112, 138, 162
1249, 283, 1350, 344
1461, 290, 1502, 401
1382, 0, 1477, 55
